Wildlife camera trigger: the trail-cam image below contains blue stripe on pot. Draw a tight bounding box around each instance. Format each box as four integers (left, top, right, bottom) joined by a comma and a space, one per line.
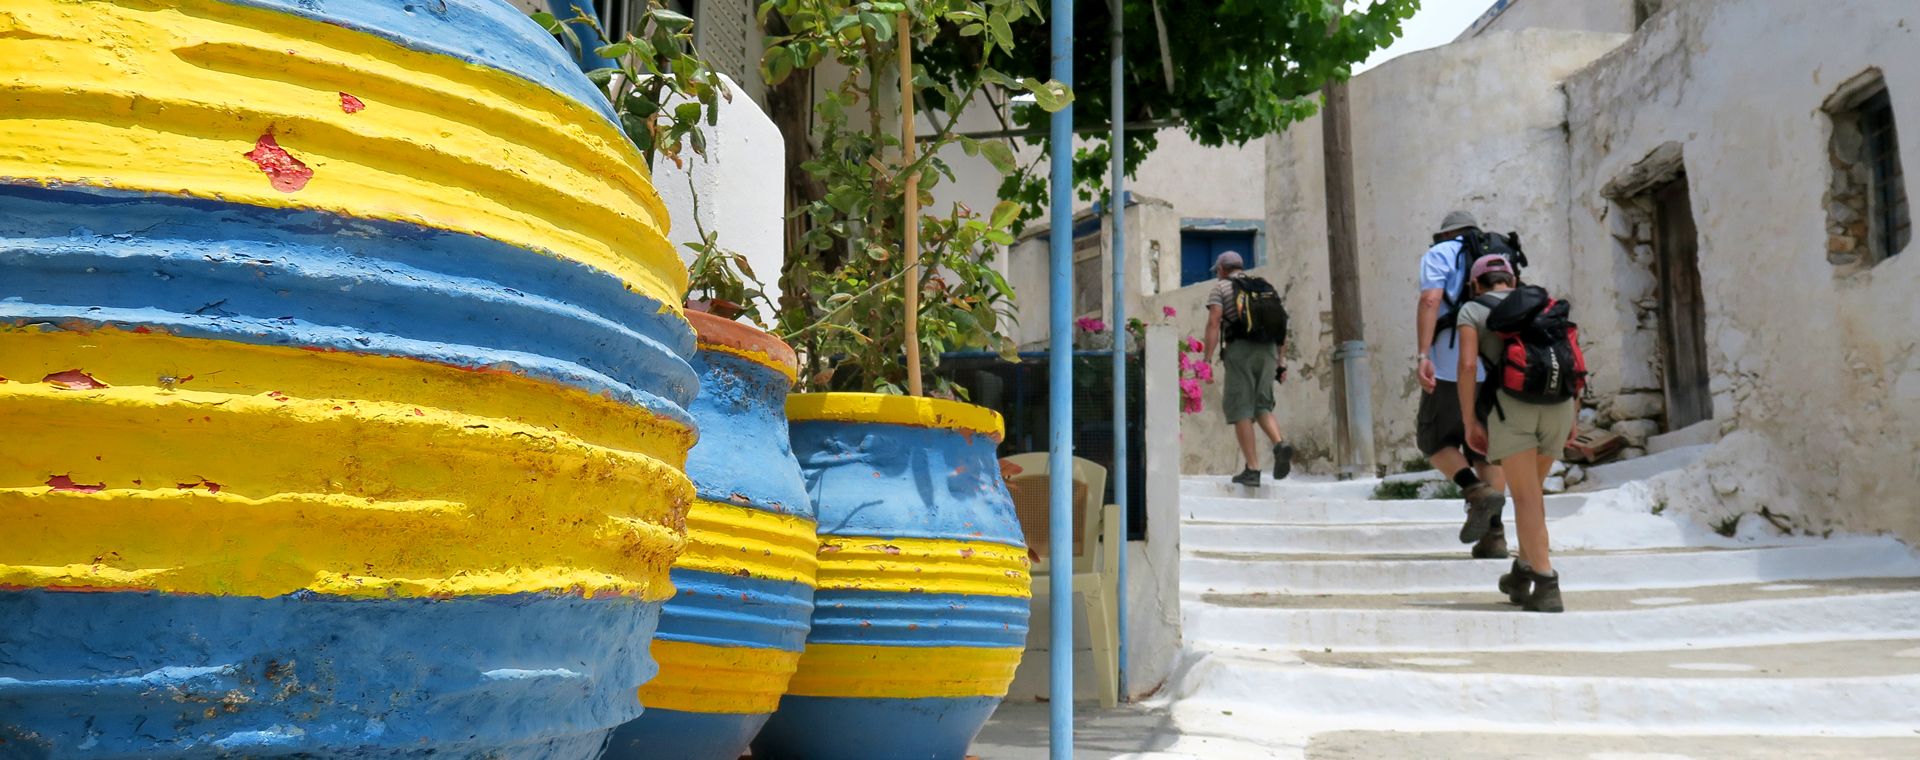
0, 590, 660, 758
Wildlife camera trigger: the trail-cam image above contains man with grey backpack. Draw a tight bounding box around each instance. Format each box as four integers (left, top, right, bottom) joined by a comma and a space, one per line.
1202, 251, 1293, 487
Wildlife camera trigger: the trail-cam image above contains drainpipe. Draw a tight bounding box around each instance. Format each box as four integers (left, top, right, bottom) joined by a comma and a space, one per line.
1047, 0, 1076, 754
1107, 0, 1130, 704
544, 0, 618, 72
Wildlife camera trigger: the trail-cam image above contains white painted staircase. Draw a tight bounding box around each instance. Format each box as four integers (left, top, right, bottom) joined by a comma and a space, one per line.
1142, 466, 1920, 758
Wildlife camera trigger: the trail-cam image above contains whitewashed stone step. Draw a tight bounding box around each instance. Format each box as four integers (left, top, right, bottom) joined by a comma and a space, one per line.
1181, 493, 1588, 525
1184, 586, 1920, 652
1181, 538, 1920, 595
1168, 649, 1920, 738
1305, 731, 1920, 759
1179, 474, 1390, 502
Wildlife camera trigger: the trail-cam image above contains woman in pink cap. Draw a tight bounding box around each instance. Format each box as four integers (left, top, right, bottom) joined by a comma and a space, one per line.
1454, 254, 1580, 612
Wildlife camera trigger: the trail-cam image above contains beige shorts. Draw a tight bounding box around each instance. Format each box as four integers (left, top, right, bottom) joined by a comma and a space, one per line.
1487, 392, 1577, 462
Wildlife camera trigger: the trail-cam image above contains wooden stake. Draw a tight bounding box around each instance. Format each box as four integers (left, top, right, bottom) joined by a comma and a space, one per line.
898, 10, 922, 396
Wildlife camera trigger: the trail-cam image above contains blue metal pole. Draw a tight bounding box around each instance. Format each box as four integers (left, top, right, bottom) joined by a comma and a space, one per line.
1047, 0, 1076, 755
1107, 0, 1129, 705
544, 0, 619, 72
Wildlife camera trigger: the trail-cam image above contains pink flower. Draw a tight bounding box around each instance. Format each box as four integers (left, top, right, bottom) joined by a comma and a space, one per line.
1185, 337, 1203, 353
1075, 316, 1108, 333
1162, 306, 1177, 318
1193, 362, 1214, 382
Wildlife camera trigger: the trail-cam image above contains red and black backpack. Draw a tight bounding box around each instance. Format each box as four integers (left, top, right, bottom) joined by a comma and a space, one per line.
1474, 285, 1587, 420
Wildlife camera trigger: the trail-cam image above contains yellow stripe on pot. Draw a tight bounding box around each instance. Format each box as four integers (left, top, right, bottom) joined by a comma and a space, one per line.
694, 341, 802, 384
0, 327, 694, 465
0, 383, 690, 600
639, 640, 804, 714
815, 536, 1031, 598
0, 0, 681, 307
677, 500, 820, 587
783, 644, 1025, 699
786, 392, 1005, 441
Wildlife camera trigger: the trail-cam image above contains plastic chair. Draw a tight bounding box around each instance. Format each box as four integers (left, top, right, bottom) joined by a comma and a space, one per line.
1001, 452, 1120, 708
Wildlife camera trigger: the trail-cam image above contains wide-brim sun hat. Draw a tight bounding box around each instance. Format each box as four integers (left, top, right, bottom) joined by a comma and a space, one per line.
1437, 210, 1478, 233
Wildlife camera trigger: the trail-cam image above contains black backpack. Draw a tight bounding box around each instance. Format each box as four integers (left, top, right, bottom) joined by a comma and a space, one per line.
1473, 285, 1588, 421
1437, 228, 1528, 346
1223, 276, 1289, 344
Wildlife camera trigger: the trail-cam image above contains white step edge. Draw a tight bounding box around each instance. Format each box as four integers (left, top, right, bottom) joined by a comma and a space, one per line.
1181, 538, 1920, 596
1179, 516, 1790, 556
1181, 493, 1590, 525
1184, 590, 1920, 652
1166, 652, 1920, 738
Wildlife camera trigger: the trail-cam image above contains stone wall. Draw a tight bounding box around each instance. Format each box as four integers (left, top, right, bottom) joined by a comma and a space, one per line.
1562, 0, 1920, 542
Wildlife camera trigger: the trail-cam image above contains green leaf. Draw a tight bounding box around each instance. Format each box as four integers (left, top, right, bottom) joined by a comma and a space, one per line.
988, 14, 1013, 51
990, 200, 1021, 229
586, 68, 617, 86
651, 8, 695, 32
594, 42, 630, 59
1022, 78, 1074, 112
673, 101, 704, 125
979, 139, 1017, 174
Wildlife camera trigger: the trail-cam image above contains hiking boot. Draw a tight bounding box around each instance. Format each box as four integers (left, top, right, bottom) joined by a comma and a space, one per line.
1471, 528, 1510, 560
1497, 559, 1531, 605
1272, 441, 1295, 481
1458, 482, 1506, 544
1231, 468, 1262, 487
1522, 566, 1564, 613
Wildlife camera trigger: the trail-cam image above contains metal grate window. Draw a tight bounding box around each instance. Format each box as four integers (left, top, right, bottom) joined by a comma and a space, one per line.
599, 0, 695, 41
1861, 89, 1911, 261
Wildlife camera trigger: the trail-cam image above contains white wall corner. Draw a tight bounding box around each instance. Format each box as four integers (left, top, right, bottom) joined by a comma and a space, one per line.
653, 74, 786, 314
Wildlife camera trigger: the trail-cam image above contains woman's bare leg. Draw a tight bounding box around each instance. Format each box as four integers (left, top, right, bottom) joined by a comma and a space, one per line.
1501, 449, 1552, 575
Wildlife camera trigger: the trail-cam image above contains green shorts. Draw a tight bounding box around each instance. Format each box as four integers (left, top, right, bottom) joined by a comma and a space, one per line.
1221, 339, 1279, 423
1487, 391, 1577, 462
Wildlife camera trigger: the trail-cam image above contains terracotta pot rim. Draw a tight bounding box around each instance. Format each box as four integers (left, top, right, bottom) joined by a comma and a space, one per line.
786, 391, 1004, 442
685, 310, 798, 377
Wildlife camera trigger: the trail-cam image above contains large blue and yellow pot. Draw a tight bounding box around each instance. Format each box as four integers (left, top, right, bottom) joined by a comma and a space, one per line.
603, 311, 816, 760
753, 393, 1031, 760
0, 0, 696, 756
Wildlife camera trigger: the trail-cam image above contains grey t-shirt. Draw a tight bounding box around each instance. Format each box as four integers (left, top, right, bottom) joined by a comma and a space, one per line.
1455, 288, 1513, 369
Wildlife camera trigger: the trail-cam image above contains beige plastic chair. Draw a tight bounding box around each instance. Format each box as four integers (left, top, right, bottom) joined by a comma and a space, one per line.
1002, 452, 1121, 708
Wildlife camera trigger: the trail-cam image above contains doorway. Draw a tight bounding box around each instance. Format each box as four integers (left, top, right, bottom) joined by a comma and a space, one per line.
1652, 176, 1713, 430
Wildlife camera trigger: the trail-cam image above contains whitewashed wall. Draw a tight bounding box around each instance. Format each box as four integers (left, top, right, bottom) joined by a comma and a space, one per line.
654, 75, 786, 321
1154, 28, 1628, 475
1563, 0, 1920, 543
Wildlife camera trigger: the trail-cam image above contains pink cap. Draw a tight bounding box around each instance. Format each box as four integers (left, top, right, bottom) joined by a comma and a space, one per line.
1469, 254, 1513, 281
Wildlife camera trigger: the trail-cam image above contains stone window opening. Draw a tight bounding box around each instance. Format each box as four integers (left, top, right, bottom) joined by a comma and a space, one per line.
1824, 69, 1911, 271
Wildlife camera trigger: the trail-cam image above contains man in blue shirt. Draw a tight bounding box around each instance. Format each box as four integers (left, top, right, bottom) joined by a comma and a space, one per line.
1415, 210, 1509, 558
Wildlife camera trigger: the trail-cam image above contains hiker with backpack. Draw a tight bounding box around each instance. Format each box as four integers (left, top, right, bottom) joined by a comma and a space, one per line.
1455, 254, 1586, 613
1416, 211, 1525, 559
1202, 251, 1293, 487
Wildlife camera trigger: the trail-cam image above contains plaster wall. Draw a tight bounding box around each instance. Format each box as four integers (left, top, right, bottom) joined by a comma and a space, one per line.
653, 75, 787, 321
1462, 0, 1637, 40
1562, 0, 1920, 542
1006, 198, 1183, 350
1160, 28, 1627, 474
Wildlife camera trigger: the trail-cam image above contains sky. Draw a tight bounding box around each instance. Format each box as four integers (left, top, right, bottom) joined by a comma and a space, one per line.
1354, 0, 1497, 75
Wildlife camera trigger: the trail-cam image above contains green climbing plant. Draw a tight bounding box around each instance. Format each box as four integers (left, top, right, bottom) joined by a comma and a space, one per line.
757, 0, 1069, 396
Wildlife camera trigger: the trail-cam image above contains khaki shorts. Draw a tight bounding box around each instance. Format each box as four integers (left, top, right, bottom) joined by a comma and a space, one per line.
1221, 339, 1278, 423
1487, 391, 1577, 462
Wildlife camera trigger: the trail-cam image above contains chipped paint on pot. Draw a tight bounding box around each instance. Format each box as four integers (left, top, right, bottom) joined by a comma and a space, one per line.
0, 0, 694, 755
604, 311, 815, 760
